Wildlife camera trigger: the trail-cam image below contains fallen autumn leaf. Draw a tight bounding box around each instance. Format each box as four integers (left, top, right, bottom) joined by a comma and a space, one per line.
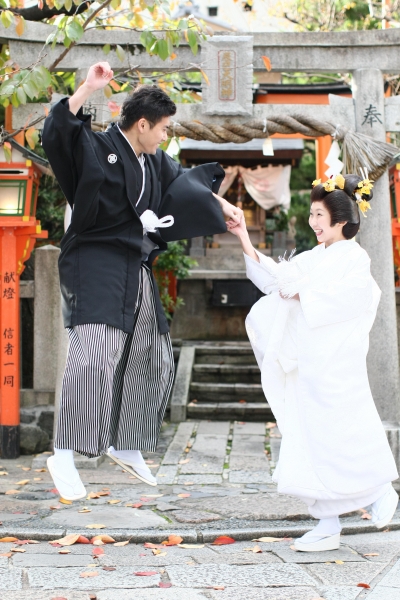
49, 534, 80, 546
91, 535, 115, 544
162, 535, 183, 546
113, 540, 130, 546
76, 535, 90, 544
212, 536, 235, 545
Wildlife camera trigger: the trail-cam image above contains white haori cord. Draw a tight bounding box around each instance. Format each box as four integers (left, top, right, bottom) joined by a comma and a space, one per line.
139, 210, 174, 234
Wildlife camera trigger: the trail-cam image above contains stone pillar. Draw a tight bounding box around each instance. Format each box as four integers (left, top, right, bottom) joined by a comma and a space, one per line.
33, 246, 62, 397
201, 36, 253, 117
190, 237, 205, 257
352, 69, 400, 424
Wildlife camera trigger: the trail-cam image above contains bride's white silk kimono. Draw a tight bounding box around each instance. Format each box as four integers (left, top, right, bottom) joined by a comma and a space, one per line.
245, 239, 398, 518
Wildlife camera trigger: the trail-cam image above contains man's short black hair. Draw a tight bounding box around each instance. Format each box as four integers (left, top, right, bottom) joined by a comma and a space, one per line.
119, 85, 176, 130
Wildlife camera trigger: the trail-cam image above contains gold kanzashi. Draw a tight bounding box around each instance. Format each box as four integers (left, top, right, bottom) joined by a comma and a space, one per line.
357, 178, 374, 195
334, 174, 345, 189
322, 180, 335, 192
356, 198, 371, 216
312, 179, 321, 187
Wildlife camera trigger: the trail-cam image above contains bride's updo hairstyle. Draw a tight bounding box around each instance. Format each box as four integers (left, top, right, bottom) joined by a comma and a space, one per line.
310, 174, 373, 240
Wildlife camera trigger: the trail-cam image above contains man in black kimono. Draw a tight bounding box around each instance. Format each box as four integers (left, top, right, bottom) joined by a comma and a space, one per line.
42, 62, 242, 500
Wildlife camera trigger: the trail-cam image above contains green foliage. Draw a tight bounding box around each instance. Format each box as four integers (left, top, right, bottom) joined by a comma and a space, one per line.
31, 145, 65, 243
36, 176, 66, 244
288, 193, 316, 253
153, 240, 197, 319
274, 208, 289, 232
0, 1, 209, 108
290, 141, 316, 190
0, 65, 53, 108
288, 142, 317, 253
283, 0, 387, 31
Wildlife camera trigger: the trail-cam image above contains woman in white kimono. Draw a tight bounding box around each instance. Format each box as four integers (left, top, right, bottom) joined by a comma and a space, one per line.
226, 173, 399, 552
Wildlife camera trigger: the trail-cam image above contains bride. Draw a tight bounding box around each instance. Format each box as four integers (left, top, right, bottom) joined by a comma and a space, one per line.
225, 173, 398, 552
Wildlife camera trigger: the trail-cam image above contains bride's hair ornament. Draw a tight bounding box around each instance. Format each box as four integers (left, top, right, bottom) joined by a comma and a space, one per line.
311, 169, 373, 217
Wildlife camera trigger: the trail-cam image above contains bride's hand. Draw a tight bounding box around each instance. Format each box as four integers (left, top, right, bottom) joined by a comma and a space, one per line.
226, 215, 248, 238
279, 291, 300, 301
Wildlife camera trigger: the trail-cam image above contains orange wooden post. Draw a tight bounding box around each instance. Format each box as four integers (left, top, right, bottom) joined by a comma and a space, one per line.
0, 154, 47, 458
391, 164, 400, 286
315, 135, 332, 181
0, 228, 20, 455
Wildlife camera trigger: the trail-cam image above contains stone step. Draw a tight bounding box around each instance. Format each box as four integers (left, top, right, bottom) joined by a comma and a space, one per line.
187, 402, 273, 421
192, 363, 261, 384
195, 346, 257, 365
190, 382, 265, 402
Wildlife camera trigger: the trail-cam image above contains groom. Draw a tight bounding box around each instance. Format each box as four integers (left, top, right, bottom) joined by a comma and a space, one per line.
42, 61, 242, 500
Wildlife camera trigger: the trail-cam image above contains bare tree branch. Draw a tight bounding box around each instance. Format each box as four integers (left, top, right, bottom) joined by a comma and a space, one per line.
2, 115, 46, 142
9, 2, 91, 21
48, 0, 113, 71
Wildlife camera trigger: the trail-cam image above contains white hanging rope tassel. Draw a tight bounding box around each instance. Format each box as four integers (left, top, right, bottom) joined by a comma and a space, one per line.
262, 119, 274, 156
166, 121, 181, 157
140, 209, 174, 233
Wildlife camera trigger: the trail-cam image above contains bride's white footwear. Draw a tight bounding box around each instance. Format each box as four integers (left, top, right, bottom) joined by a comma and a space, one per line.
371, 485, 399, 529
107, 451, 157, 487
47, 455, 86, 501
294, 532, 341, 552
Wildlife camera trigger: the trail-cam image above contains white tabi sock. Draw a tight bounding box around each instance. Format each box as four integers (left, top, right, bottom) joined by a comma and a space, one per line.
298, 517, 342, 543
108, 447, 151, 475
53, 448, 79, 482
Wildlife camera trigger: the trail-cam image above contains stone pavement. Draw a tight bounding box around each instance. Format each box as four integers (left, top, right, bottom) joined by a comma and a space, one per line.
0, 420, 399, 598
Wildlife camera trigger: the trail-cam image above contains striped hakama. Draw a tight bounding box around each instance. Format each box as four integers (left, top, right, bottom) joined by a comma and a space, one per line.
55, 265, 174, 458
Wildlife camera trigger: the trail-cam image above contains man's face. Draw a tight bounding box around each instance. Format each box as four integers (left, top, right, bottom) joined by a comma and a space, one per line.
136, 116, 171, 154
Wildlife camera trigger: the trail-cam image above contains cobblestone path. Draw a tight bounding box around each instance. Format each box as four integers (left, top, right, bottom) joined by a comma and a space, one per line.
0, 420, 398, 599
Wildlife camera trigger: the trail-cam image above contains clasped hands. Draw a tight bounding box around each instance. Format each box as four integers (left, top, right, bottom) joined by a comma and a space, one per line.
212, 193, 244, 226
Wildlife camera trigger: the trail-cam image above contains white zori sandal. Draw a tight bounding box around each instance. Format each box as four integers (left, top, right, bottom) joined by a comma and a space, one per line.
47, 455, 86, 501
294, 532, 341, 552
106, 449, 157, 487
371, 485, 399, 529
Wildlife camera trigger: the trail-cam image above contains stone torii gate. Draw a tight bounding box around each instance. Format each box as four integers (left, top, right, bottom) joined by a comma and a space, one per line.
5, 23, 400, 450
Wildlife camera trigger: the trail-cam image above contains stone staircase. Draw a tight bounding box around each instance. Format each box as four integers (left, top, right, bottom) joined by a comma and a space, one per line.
183, 345, 273, 421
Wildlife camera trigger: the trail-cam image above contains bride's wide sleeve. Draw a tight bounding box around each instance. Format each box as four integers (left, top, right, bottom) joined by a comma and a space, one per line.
244, 250, 279, 294
300, 253, 377, 329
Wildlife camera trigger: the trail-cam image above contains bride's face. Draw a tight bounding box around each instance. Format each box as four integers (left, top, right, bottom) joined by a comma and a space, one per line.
309, 201, 346, 247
